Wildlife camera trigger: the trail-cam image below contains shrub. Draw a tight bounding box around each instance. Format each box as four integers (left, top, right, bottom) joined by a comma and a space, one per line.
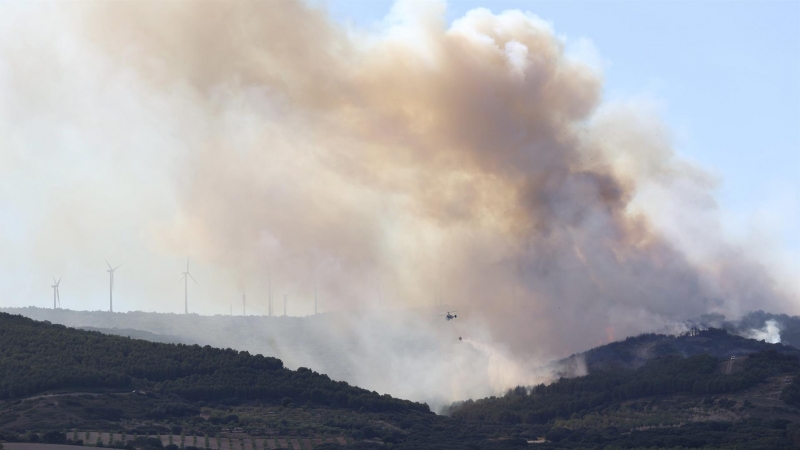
42, 431, 67, 444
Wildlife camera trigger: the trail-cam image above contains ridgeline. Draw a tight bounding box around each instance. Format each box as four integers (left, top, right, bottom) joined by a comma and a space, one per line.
0, 312, 427, 414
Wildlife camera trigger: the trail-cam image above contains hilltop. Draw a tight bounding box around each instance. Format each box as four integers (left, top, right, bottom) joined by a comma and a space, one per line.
697, 311, 800, 349
0, 308, 407, 397
559, 327, 800, 374
0, 312, 426, 414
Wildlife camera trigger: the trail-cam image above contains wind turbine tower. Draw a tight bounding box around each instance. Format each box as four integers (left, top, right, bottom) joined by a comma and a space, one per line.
51, 277, 61, 309
180, 258, 198, 314
315, 283, 317, 315
105, 260, 121, 313
283, 294, 287, 316
268, 273, 272, 317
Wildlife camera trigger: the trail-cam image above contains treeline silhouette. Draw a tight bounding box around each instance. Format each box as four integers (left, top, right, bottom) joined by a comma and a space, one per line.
0, 313, 429, 414
451, 349, 800, 424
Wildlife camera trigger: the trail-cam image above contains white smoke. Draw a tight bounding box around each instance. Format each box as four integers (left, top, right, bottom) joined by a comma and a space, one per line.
747, 319, 782, 344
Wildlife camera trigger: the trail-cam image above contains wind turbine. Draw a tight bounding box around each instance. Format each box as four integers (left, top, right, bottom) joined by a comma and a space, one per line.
51, 277, 61, 309
180, 258, 198, 314
268, 273, 272, 317
283, 294, 288, 316
106, 260, 121, 313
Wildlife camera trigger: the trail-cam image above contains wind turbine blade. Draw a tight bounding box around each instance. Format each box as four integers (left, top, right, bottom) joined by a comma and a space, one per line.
106, 259, 112, 270
57, 277, 61, 285
189, 273, 198, 285
53, 276, 57, 284
187, 257, 190, 271
180, 274, 186, 282
114, 264, 122, 270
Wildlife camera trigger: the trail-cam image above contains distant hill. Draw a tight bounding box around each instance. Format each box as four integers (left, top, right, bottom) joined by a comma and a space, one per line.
0, 307, 416, 401
0, 312, 427, 414
0, 306, 483, 411
560, 327, 800, 374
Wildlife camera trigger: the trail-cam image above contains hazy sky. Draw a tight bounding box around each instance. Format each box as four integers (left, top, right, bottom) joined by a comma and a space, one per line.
0, 0, 797, 334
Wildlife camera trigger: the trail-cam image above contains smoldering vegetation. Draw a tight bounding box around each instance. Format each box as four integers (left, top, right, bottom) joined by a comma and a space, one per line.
1, 0, 797, 409
687, 310, 800, 347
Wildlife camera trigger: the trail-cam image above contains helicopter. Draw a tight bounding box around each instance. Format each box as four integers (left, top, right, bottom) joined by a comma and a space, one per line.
438, 311, 458, 321
437, 311, 462, 341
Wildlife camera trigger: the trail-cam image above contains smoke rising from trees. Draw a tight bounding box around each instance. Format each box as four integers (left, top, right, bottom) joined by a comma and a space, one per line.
1, 0, 796, 405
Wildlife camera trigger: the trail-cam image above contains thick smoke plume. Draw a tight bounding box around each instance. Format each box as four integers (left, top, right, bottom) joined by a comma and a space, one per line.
1, 1, 796, 406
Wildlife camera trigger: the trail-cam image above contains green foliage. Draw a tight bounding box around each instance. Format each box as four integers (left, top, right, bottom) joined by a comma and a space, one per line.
42, 431, 67, 444
452, 350, 800, 424
781, 373, 800, 407
0, 312, 428, 414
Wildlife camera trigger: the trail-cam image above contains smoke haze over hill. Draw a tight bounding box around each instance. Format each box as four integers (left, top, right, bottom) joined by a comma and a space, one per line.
1, 1, 797, 406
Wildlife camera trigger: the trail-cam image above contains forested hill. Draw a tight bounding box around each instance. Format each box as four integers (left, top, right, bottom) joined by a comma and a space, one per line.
0, 312, 429, 414
450, 350, 800, 424
562, 327, 800, 374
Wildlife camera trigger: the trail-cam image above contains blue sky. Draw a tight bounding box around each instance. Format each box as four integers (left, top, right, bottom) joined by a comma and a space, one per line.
324, 0, 800, 265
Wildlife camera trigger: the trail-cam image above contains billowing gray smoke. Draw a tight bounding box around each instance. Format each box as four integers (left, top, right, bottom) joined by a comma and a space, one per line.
0, 1, 796, 408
